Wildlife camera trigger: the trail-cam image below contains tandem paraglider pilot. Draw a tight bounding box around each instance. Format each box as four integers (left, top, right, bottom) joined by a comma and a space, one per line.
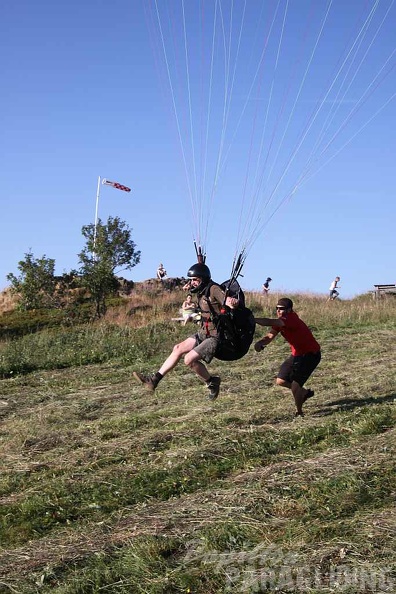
133, 262, 240, 401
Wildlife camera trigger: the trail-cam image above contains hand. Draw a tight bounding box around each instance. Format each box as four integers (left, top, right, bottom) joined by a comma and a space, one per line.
254, 340, 265, 352
225, 296, 239, 309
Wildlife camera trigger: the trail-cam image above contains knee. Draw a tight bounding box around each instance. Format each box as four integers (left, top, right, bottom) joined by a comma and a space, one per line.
184, 352, 195, 368
172, 343, 187, 361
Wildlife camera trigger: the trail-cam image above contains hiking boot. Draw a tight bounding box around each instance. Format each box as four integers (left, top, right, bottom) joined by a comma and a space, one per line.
207, 376, 221, 401
133, 372, 158, 392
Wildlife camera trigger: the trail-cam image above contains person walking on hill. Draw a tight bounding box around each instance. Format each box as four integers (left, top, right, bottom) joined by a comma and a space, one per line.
254, 298, 321, 417
328, 276, 340, 300
262, 277, 272, 296
133, 262, 239, 401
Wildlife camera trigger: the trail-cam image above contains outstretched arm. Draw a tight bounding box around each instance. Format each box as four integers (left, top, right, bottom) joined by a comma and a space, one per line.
254, 317, 283, 352
255, 317, 284, 327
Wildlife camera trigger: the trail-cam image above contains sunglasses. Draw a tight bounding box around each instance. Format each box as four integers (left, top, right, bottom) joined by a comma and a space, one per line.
276, 306, 286, 311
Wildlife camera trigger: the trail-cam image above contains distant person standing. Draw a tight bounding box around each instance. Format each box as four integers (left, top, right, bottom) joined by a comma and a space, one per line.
262, 277, 272, 295
157, 263, 167, 282
328, 276, 340, 301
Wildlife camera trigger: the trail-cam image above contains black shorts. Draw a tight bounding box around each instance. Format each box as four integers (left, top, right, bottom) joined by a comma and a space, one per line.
278, 351, 321, 387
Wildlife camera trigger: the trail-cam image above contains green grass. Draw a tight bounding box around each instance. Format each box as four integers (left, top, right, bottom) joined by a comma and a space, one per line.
0, 292, 395, 593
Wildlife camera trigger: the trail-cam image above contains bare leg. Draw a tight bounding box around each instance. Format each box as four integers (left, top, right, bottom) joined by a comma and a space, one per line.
158, 337, 197, 377
291, 380, 307, 415
276, 378, 311, 415
184, 349, 211, 382
134, 336, 210, 393
276, 378, 292, 389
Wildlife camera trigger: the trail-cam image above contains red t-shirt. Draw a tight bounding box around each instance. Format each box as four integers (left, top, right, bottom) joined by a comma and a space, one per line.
273, 311, 320, 356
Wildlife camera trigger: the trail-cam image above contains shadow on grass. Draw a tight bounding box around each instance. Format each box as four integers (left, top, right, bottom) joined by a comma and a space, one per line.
314, 392, 396, 416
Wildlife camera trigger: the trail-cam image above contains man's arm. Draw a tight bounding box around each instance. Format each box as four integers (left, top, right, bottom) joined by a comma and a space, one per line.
254, 328, 279, 352
254, 317, 284, 352
210, 284, 239, 310
255, 317, 284, 328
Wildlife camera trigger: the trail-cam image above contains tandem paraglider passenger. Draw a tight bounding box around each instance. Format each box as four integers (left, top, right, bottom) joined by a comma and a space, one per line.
254, 298, 321, 418
133, 262, 239, 401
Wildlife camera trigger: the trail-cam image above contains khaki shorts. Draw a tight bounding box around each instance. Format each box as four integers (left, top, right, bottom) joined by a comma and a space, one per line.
192, 333, 219, 364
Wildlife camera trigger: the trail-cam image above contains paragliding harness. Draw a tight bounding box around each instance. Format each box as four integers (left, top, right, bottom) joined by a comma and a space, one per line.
192, 245, 256, 361
201, 278, 256, 361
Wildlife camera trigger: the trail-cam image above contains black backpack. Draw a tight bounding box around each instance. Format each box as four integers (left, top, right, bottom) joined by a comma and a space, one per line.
203, 280, 256, 361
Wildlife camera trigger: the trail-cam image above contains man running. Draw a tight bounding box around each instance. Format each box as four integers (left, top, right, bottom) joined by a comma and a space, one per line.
254, 298, 321, 417
328, 276, 341, 300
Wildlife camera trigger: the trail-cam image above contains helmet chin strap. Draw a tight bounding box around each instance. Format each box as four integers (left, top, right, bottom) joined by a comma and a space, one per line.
197, 278, 211, 295
190, 277, 210, 294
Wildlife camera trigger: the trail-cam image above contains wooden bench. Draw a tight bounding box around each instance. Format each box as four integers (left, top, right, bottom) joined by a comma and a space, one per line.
372, 284, 396, 299
171, 309, 201, 324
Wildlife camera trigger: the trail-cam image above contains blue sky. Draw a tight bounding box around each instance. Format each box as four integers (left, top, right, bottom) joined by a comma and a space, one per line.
1, 0, 395, 299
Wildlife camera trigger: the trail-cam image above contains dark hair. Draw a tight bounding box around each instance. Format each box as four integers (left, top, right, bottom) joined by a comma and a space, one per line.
277, 297, 293, 310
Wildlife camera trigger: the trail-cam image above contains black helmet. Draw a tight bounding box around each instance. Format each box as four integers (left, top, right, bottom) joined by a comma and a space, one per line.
187, 262, 211, 293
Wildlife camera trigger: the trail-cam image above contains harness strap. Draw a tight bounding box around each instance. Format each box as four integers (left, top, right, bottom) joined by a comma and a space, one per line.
198, 282, 218, 321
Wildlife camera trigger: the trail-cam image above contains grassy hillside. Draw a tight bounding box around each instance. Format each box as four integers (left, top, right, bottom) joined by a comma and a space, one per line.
0, 290, 395, 593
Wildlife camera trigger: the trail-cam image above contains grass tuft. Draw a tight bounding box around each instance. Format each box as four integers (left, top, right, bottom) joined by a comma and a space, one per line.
0, 290, 395, 592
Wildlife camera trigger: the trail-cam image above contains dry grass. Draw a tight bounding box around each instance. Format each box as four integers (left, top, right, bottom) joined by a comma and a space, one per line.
0, 289, 395, 593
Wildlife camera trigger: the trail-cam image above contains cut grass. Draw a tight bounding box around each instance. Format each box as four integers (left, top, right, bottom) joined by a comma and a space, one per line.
0, 293, 395, 592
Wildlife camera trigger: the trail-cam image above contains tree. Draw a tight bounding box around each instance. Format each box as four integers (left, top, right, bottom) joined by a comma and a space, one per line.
78, 216, 141, 318
7, 251, 57, 310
